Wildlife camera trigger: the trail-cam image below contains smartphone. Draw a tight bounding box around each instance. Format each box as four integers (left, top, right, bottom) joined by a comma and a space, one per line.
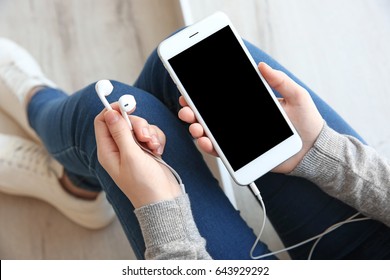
158, 11, 302, 186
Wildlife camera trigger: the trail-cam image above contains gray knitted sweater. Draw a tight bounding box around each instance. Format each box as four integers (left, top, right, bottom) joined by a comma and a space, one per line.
134, 124, 390, 259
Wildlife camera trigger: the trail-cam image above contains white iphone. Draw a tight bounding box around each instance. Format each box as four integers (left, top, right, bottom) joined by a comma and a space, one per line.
158, 11, 302, 186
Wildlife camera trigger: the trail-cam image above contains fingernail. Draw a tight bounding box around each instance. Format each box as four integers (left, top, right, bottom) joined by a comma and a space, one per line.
151, 135, 159, 145
157, 145, 164, 155
105, 111, 119, 125
142, 128, 151, 138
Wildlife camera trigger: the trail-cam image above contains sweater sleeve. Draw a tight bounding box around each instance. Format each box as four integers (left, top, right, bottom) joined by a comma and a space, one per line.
290, 123, 390, 227
134, 193, 212, 260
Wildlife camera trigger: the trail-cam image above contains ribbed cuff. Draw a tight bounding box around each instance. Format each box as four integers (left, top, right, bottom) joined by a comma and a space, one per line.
134, 194, 199, 248
289, 124, 344, 184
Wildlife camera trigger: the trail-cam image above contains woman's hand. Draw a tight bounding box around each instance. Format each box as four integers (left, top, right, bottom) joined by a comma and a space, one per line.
94, 103, 182, 208
178, 62, 324, 174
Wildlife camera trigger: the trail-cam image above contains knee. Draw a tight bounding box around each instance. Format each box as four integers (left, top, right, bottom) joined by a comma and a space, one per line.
75, 80, 172, 130
74, 81, 139, 118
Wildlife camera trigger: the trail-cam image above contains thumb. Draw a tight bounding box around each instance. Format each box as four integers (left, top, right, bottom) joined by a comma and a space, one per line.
104, 110, 137, 154
259, 62, 304, 105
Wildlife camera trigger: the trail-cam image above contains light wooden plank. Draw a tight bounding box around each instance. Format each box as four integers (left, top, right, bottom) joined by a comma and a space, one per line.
0, 0, 183, 260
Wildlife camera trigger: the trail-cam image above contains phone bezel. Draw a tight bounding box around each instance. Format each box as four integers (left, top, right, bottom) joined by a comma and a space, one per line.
158, 11, 302, 185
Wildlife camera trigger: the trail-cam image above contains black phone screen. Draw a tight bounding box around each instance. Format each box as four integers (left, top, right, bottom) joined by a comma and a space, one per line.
168, 26, 293, 171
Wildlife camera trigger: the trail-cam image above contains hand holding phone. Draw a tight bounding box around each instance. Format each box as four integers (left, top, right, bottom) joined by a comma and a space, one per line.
179, 62, 325, 174
158, 12, 303, 185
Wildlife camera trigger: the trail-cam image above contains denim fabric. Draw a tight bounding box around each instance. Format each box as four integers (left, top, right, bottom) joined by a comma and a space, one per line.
27, 37, 390, 260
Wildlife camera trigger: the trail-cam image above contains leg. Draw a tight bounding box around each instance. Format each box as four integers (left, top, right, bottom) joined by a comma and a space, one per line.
0, 38, 114, 230
133, 41, 390, 259
243, 40, 390, 259
0, 36, 272, 259
28, 81, 274, 260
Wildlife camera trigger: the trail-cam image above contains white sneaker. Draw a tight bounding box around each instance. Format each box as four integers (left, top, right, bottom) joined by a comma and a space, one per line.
0, 132, 116, 229
0, 37, 57, 143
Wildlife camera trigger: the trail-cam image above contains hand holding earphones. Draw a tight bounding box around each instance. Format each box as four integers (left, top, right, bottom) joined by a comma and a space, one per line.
94, 80, 185, 195
96, 79, 136, 130
95, 80, 160, 153
94, 107, 183, 208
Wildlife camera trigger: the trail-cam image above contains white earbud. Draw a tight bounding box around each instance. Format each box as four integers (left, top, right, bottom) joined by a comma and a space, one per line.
95, 79, 114, 110
95, 80, 185, 193
95, 80, 136, 130
119, 94, 137, 130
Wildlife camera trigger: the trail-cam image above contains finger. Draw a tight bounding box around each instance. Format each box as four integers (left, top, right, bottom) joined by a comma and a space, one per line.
277, 97, 286, 106
130, 115, 153, 142
95, 110, 116, 154
259, 62, 307, 104
179, 96, 188, 107
110, 102, 121, 111
138, 124, 163, 155
104, 109, 138, 159
178, 106, 197, 123
149, 125, 166, 155
197, 137, 218, 156
130, 116, 166, 155
94, 110, 120, 171
189, 123, 204, 139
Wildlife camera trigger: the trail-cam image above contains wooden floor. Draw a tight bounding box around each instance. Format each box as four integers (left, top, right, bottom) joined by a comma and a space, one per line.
1, 0, 390, 259
0, 0, 184, 259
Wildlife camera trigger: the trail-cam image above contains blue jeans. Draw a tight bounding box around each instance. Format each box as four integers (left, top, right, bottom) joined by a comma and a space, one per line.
27, 39, 390, 260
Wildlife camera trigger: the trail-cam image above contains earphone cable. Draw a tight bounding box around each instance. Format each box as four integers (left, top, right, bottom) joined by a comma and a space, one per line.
248, 181, 370, 260
131, 130, 186, 193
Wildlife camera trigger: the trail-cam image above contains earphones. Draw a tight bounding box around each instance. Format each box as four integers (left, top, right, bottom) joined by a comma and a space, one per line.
95, 80, 370, 259
95, 79, 114, 111
248, 182, 371, 260
95, 79, 186, 192
95, 79, 136, 130
118, 95, 136, 130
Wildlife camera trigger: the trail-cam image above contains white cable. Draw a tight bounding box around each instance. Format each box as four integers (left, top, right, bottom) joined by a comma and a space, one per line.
307, 214, 370, 259
95, 81, 186, 193
143, 145, 186, 193
249, 182, 267, 259
128, 121, 186, 193
248, 181, 371, 260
